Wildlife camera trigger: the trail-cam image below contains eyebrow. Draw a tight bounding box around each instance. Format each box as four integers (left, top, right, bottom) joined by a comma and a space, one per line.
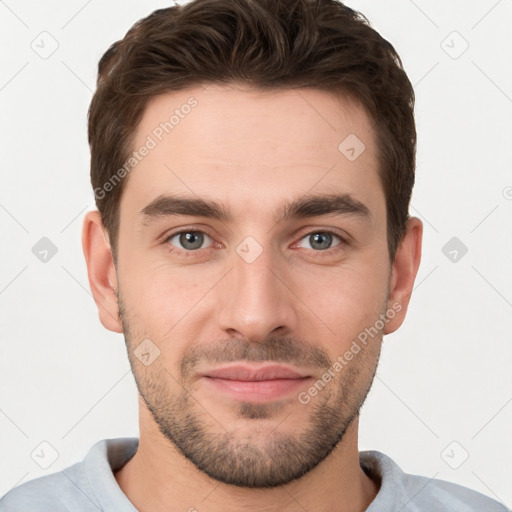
139, 192, 371, 226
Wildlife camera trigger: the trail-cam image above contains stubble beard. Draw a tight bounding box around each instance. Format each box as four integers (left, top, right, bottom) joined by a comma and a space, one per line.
118, 294, 382, 488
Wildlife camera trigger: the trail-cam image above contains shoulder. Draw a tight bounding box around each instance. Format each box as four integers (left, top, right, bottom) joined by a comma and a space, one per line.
361, 450, 508, 512
0, 460, 97, 511
400, 471, 508, 511
0, 438, 138, 512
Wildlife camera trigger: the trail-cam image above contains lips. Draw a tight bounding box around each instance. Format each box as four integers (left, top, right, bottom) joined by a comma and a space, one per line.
201, 364, 310, 381
199, 364, 312, 402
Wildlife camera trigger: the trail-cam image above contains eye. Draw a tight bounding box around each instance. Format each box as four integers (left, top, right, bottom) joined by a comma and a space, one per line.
297, 231, 344, 251
166, 230, 213, 251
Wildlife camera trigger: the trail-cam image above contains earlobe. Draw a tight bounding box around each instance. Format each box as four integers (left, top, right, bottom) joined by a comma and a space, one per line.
384, 216, 423, 335
81, 210, 123, 333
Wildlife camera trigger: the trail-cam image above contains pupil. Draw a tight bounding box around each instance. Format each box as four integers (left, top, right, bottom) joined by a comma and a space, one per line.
311, 232, 331, 250
180, 232, 203, 250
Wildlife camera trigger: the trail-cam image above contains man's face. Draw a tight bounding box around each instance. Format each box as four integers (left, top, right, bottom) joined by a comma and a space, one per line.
115, 84, 392, 487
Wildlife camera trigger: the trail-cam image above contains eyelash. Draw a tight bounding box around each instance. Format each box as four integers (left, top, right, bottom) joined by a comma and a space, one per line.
163, 228, 348, 257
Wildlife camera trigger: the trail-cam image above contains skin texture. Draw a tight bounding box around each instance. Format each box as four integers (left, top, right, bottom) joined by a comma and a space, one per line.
82, 83, 422, 512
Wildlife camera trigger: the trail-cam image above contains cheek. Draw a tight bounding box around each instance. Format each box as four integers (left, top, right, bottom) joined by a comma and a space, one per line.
294, 257, 389, 339
119, 244, 207, 306
289, 222, 389, 333
119, 259, 219, 349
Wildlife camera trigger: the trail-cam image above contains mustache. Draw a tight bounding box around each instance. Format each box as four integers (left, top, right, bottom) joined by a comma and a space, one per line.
119, 294, 333, 375
180, 336, 332, 378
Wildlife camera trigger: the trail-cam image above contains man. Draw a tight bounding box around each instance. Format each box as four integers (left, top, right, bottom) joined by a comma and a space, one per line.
1, 0, 507, 510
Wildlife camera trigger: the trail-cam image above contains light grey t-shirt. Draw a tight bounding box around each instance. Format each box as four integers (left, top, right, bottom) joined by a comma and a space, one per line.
0, 437, 508, 511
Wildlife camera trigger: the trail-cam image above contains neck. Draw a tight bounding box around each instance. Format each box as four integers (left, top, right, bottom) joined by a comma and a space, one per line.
115, 404, 379, 512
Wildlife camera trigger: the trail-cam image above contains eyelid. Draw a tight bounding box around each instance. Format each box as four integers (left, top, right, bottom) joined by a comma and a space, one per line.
161, 224, 215, 242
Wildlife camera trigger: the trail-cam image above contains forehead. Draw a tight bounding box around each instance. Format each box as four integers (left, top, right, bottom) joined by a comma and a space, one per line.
120, 84, 383, 224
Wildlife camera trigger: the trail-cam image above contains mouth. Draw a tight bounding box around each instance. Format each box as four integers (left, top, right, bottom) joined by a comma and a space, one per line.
199, 364, 313, 403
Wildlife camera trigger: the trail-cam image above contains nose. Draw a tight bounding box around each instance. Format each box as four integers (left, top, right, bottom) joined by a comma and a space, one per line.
216, 242, 298, 343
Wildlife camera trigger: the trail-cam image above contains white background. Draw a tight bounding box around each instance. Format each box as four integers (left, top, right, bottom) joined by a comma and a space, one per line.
0, 0, 511, 507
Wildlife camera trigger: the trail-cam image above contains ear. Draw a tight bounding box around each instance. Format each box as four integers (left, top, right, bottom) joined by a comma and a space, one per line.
81, 210, 123, 333
384, 216, 423, 335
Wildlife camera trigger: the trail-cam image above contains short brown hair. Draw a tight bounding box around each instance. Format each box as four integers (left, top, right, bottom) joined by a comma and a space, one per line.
88, 0, 415, 262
